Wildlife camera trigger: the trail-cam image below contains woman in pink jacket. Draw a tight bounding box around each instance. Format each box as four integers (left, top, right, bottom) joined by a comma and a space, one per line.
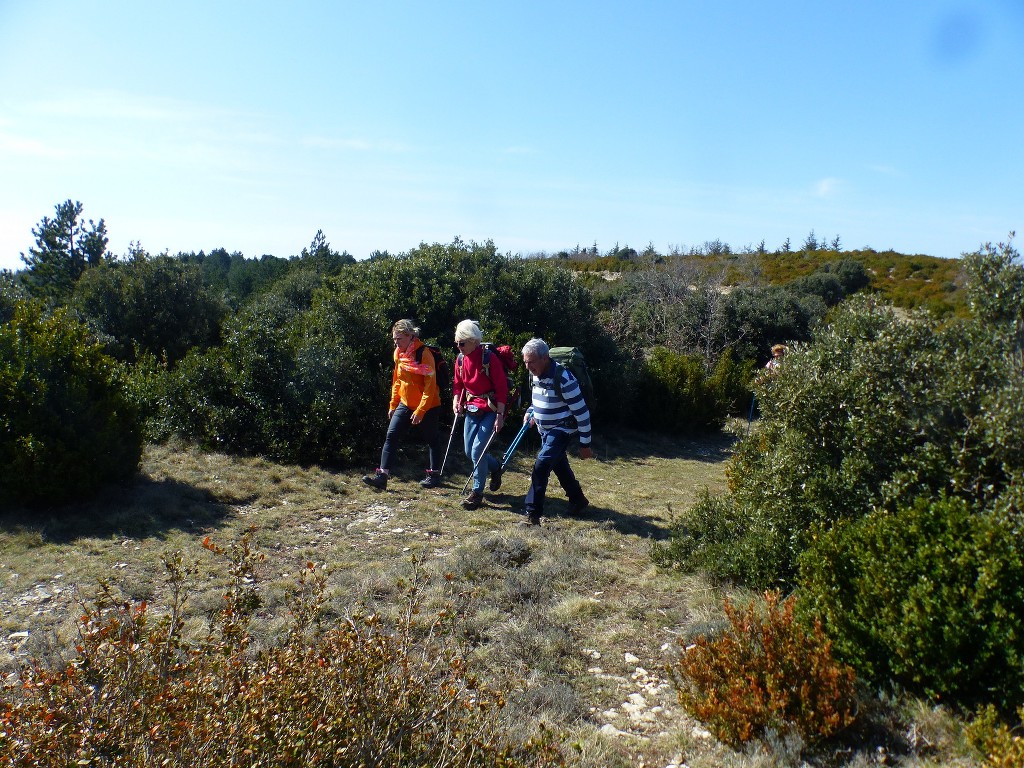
452, 319, 508, 509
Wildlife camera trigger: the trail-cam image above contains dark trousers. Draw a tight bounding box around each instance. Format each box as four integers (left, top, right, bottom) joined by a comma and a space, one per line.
380, 404, 442, 472
525, 429, 586, 517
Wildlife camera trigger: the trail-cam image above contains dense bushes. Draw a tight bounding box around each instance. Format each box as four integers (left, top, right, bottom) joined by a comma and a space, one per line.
721, 284, 823, 364
157, 291, 385, 465
0, 272, 25, 324
0, 302, 142, 504
658, 240, 1024, 716
151, 240, 642, 463
633, 348, 754, 432
72, 253, 226, 364
798, 495, 1024, 712
660, 295, 1022, 588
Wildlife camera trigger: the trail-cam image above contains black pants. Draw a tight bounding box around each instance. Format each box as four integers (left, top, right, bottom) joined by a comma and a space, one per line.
380, 404, 442, 472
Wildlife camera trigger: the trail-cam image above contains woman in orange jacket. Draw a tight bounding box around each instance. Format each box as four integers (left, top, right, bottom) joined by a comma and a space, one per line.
363, 319, 443, 490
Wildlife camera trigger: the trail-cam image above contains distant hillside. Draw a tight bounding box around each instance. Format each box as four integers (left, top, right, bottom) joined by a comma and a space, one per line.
562, 248, 966, 317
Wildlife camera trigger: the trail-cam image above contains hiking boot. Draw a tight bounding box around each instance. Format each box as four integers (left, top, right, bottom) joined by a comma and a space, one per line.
567, 497, 590, 517
489, 465, 504, 492
519, 511, 541, 526
420, 471, 442, 488
461, 491, 484, 510
362, 469, 388, 490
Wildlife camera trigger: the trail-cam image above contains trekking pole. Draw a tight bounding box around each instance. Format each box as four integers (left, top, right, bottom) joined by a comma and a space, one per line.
462, 429, 498, 494
438, 411, 462, 479
499, 420, 531, 471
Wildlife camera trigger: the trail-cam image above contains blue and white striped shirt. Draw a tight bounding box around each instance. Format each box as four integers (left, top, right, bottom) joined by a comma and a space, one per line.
527, 361, 592, 445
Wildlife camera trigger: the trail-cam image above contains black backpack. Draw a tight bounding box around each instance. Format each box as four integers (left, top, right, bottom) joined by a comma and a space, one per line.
415, 344, 449, 397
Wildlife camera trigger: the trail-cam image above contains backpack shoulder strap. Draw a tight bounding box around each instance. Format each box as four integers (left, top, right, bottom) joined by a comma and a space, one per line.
481, 345, 492, 379
455, 351, 467, 384
551, 360, 565, 403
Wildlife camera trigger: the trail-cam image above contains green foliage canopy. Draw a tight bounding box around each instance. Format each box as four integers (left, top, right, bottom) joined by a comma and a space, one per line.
0, 302, 142, 504
72, 252, 227, 364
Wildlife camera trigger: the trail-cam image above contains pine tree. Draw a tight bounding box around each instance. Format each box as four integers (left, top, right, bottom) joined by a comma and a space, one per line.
20, 200, 108, 304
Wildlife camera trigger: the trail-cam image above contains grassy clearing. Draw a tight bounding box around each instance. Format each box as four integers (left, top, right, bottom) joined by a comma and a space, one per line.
0, 422, 981, 767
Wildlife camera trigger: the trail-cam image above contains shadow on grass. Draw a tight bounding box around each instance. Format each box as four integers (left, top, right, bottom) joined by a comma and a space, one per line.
557, 503, 670, 540
491, 493, 671, 540
0, 473, 239, 544
595, 426, 739, 464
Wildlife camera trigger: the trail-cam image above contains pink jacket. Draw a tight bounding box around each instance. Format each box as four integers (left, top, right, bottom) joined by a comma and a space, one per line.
453, 345, 508, 412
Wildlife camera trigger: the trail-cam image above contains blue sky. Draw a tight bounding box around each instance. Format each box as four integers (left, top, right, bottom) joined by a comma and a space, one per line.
1, 1, 1022, 272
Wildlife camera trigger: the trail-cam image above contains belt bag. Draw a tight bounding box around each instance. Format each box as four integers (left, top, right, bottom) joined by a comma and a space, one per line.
466, 390, 499, 412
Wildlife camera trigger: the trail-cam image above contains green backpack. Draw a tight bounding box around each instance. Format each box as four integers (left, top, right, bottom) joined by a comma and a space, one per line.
548, 346, 594, 410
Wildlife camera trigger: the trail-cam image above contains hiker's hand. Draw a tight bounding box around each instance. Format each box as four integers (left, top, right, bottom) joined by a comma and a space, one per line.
494, 413, 505, 432
452, 397, 462, 415
388, 409, 395, 421
579, 446, 593, 460
410, 411, 423, 425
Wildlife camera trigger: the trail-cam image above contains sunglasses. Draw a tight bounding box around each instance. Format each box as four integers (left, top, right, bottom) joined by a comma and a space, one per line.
456, 340, 470, 347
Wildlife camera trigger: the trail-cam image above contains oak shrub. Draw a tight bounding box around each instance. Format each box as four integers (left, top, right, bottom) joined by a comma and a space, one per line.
0, 301, 142, 504
670, 591, 857, 747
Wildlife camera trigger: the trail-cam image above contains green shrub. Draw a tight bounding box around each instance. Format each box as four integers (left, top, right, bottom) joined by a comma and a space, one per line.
659, 292, 1024, 589
797, 495, 1024, 711
652, 489, 786, 587
0, 271, 26, 324
966, 705, 1024, 767
707, 349, 756, 415
72, 254, 226, 364
0, 537, 565, 767
670, 591, 857, 747
326, 240, 627, 421
0, 302, 142, 504
159, 291, 386, 464
633, 347, 739, 432
722, 284, 823, 364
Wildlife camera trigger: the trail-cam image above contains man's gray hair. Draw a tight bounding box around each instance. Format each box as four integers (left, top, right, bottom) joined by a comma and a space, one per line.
522, 338, 549, 358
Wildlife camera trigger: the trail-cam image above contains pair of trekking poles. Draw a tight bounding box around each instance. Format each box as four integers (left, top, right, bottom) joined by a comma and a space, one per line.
439, 411, 532, 494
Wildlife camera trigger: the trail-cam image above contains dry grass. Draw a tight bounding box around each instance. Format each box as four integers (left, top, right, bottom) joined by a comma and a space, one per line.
0, 422, 985, 767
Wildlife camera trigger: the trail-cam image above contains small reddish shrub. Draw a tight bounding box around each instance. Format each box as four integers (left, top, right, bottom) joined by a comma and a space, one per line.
670, 591, 857, 747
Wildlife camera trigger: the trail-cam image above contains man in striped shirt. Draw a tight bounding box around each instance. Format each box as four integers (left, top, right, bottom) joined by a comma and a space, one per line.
521, 338, 592, 526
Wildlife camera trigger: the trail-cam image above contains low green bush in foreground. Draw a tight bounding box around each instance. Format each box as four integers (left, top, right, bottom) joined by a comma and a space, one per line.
0, 536, 564, 768
798, 494, 1024, 713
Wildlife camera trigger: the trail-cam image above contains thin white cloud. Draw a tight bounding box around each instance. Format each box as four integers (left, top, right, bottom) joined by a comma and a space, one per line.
814, 177, 842, 198
501, 145, 537, 155
27, 90, 248, 125
0, 130, 72, 159
301, 135, 410, 152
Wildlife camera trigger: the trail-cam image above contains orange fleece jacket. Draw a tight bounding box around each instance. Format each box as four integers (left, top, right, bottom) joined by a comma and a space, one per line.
390, 338, 441, 417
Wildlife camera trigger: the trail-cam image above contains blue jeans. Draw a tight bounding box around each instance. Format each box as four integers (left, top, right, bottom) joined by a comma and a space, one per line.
463, 410, 499, 493
525, 429, 585, 517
